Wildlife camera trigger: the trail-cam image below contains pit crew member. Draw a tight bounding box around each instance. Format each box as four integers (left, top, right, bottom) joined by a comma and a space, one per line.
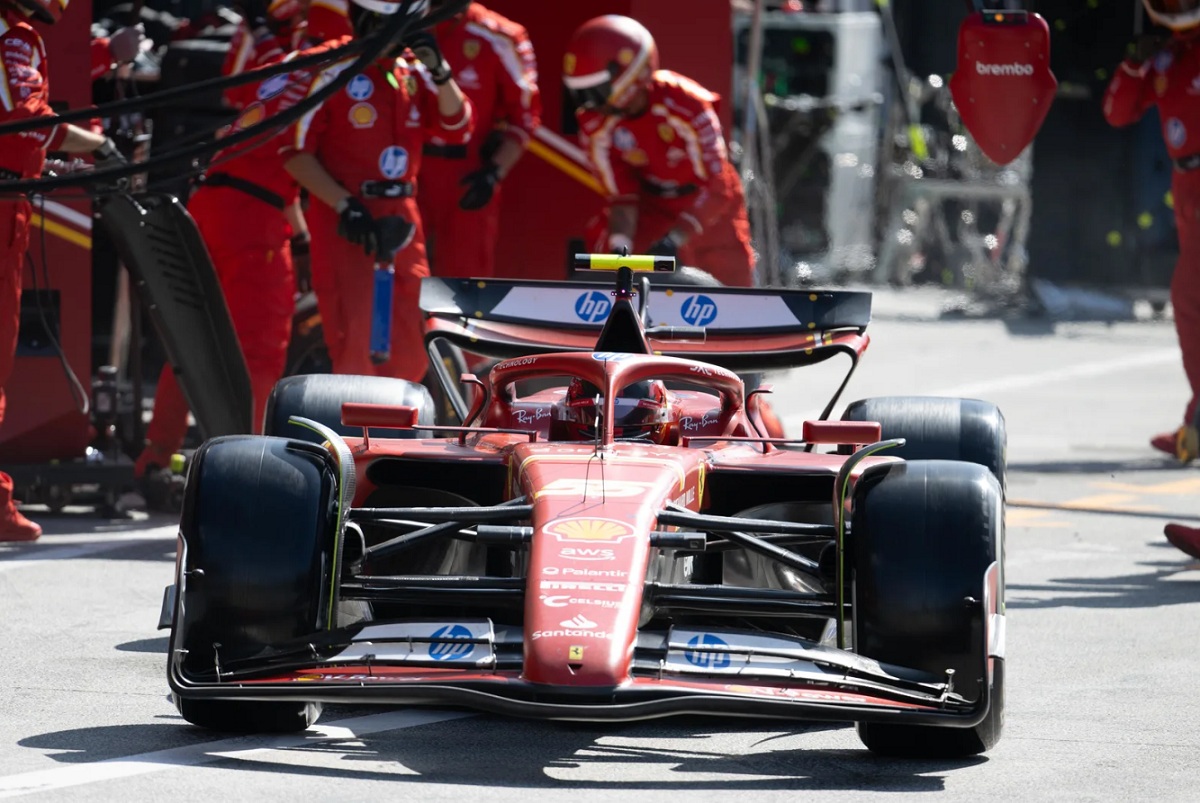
1105, 0, 1200, 466
415, 0, 540, 279
1, 0, 128, 540
132, 39, 356, 482
564, 14, 755, 288
282, 0, 473, 381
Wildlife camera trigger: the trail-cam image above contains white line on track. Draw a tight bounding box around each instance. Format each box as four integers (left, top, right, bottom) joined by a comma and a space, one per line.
0, 528, 177, 574
925, 347, 1181, 400
0, 709, 472, 799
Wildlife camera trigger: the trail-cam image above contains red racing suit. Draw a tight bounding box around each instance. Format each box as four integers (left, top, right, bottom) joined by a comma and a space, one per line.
220, 18, 308, 110
0, 11, 67, 514
416, 2, 540, 279
577, 70, 755, 288
1106, 30, 1200, 427
135, 43, 345, 473
278, 46, 473, 381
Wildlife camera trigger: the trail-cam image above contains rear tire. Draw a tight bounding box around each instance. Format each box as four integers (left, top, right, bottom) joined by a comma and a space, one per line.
841, 396, 1006, 490
265, 373, 435, 444
169, 435, 340, 733
851, 459, 1005, 758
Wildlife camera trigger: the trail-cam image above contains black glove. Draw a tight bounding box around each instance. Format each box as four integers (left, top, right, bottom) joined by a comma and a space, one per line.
290, 233, 312, 294
646, 234, 681, 258
458, 164, 500, 210
1131, 34, 1167, 65
336, 196, 379, 256
406, 31, 452, 84
375, 215, 417, 261
93, 137, 128, 167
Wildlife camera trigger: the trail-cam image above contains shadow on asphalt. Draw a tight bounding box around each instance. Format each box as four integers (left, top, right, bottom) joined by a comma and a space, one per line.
19, 713, 985, 791
23, 510, 179, 536
115, 636, 170, 653
1008, 560, 1200, 610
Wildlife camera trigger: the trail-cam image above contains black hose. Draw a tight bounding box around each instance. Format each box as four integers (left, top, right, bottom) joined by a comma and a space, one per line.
0, 1, 429, 196
0, 0, 471, 196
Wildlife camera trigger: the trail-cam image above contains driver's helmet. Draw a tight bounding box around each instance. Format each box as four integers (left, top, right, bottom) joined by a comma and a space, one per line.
1142, 0, 1200, 30
554, 378, 674, 443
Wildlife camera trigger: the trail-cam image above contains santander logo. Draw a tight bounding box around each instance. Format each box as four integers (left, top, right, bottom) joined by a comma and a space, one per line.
975, 61, 1034, 76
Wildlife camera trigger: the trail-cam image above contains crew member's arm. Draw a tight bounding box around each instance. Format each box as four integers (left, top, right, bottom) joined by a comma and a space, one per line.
408, 33, 473, 141
0, 32, 121, 165
1103, 51, 1158, 127
278, 66, 377, 254
456, 20, 542, 210
579, 115, 641, 252
488, 20, 541, 178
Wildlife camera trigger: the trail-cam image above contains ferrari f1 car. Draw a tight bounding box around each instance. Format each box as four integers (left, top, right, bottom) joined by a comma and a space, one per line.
160, 255, 1006, 758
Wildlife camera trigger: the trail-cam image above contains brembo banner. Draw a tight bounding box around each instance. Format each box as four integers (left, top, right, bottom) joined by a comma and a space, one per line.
949, 10, 1058, 166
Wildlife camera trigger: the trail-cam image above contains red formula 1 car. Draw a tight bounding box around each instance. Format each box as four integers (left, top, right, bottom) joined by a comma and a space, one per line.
160, 255, 1007, 758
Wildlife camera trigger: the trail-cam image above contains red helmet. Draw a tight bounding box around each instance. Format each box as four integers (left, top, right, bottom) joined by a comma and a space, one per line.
553, 378, 675, 444
1143, 0, 1200, 30
5, 0, 69, 24
563, 14, 658, 113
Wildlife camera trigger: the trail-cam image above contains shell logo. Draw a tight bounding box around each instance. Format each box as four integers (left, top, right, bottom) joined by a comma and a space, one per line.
546, 517, 635, 542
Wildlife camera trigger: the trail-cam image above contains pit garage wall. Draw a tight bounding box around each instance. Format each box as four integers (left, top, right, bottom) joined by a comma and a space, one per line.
0, 0, 94, 463
486, 0, 735, 281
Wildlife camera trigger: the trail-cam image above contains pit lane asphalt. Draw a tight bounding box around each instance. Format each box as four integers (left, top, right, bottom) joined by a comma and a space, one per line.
3, 287, 1199, 801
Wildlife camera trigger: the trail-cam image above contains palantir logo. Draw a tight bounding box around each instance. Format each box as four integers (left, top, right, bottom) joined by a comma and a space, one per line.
680, 294, 718, 327
428, 624, 475, 661
684, 633, 731, 668
575, 291, 611, 324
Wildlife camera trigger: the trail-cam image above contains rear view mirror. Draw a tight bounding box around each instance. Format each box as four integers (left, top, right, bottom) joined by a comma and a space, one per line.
949, 10, 1058, 166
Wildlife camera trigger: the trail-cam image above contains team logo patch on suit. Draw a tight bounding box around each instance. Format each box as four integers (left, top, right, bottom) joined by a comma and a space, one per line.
613, 128, 635, 152
625, 149, 648, 167
457, 64, 480, 89
348, 101, 377, 128
658, 123, 675, 143
463, 40, 480, 59
1168, 117, 1188, 149
404, 75, 418, 96
257, 73, 290, 100
1157, 74, 1170, 96
379, 145, 409, 178
236, 102, 266, 130
1155, 51, 1174, 73
347, 74, 374, 100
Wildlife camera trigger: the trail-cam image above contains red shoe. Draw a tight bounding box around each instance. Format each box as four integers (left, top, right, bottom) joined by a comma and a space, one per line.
0, 508, 42, 542
1151, 425, 1199, 463
1165, 523, 1200, 560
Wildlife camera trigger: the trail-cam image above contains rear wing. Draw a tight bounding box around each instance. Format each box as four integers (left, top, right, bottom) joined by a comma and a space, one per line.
419, 278, 872, 374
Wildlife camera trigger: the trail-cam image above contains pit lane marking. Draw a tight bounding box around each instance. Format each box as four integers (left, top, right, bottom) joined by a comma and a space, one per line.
0, 529, 177, 574
0, 709, 471, 799
926, 347, 1180, 399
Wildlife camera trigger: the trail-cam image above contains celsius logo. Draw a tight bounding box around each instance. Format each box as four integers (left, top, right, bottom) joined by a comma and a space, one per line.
575, 291, 611, 323
680, 295, 718, 327
975, 62, 1034, 76
428, 624, 475, 661
684, 633, 731, 669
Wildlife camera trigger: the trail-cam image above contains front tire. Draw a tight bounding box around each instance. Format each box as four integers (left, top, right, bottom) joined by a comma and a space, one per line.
851, 459, 1005, 758
169, 435, 340, 733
